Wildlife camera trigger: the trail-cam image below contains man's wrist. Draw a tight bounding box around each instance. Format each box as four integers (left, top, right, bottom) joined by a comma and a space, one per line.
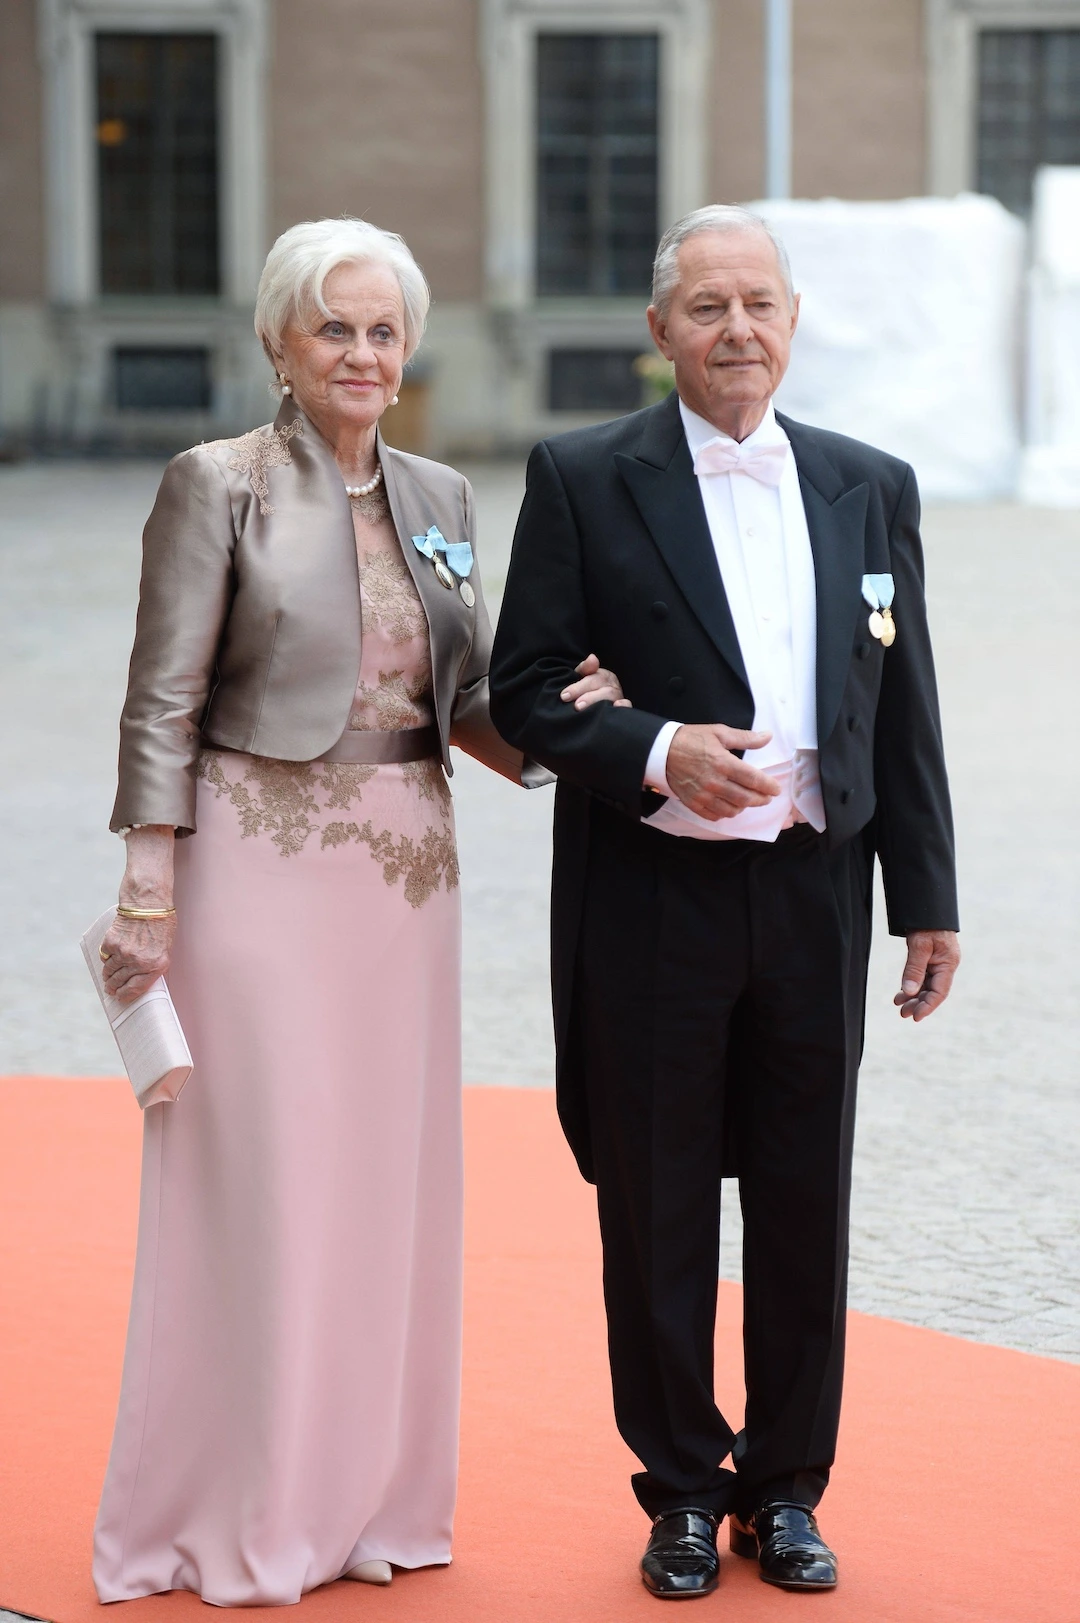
643, 721, 682, 795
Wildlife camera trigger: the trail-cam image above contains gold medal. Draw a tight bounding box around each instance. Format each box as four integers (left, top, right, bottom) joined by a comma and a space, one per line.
879, 607, 896, 647
434, 557, 455, 589
868, 609, 885, 639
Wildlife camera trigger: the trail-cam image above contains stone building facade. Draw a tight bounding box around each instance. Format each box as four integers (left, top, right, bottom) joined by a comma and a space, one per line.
1, 0, 1078, 455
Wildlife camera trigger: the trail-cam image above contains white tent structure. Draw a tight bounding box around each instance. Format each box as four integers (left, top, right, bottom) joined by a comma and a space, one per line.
1018, 167, 1080, 508
751, 195, 1026, 501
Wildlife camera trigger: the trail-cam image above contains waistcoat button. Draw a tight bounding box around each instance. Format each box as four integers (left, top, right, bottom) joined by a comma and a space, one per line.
668, 675, 685, 696
651, 601, 669, 621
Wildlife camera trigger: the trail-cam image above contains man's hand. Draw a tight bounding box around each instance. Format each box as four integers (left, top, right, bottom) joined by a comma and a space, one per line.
665, 723, 780, 820
560, 653, 632, 710
895, 930, 960, 1021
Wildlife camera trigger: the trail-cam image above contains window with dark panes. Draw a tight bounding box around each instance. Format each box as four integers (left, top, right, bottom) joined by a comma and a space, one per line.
96, 33, 220, 295
114, 347, 212, 411
547, 348, 643, 412
977, 29, 1080, 216
537, 33, 659, 296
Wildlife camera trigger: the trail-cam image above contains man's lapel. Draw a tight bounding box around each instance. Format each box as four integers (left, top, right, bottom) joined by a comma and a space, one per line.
779, 413, 869, 749
614, 392, 751, 695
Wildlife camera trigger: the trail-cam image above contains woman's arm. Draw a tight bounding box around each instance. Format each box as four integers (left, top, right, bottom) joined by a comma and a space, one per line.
113, 448, 237, 836
100, 826, 177, 1004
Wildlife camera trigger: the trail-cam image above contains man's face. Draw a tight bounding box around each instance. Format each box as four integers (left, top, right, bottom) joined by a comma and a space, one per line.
647, 229, 799, 430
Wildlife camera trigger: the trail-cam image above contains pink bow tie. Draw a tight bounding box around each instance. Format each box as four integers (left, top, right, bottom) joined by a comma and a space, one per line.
692, 436, 788, 486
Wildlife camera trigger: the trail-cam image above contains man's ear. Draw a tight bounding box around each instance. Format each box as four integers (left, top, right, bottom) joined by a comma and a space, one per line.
789, 291, 801, 338
647, 305, 674, 361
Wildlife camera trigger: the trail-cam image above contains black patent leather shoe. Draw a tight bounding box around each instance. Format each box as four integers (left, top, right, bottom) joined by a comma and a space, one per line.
729, 1499, 837, 1590
641, 1508, 720, 1599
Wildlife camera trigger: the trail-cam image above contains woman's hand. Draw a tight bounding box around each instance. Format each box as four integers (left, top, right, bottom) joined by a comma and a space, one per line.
560, 653, 632, 711
100, 826, 177, 1005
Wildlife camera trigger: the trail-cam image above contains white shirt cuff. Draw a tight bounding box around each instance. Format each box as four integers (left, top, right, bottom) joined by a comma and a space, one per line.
644, 721, 682, 796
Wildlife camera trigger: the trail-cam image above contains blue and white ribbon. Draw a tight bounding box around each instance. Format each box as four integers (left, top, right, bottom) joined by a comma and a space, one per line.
861, 573, 895, 611
411, 526, 473, 579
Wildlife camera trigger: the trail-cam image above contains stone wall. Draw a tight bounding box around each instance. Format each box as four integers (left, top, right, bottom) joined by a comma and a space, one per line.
270, 0, 485, 304
0, 0, 44, 301
792, 0, 925, 200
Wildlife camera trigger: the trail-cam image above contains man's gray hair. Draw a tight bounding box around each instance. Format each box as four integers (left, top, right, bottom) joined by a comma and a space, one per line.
255, 217, 431, 366
651, 205, 794, 313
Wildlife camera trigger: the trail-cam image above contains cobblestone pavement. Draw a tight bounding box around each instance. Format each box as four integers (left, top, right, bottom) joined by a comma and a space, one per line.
1, 460, 1077, 1365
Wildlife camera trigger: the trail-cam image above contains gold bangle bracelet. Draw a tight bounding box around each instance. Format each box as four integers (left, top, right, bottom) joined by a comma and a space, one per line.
116, 905, 176, 919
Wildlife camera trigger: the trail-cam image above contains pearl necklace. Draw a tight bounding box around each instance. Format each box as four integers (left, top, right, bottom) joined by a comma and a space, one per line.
344, 465, 383, 500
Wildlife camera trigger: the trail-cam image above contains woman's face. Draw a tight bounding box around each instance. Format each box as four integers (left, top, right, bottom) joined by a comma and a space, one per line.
276, 260, 407, 436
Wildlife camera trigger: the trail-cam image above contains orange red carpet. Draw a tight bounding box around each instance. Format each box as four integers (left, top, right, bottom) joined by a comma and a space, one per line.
1, 1077, 1076, 1622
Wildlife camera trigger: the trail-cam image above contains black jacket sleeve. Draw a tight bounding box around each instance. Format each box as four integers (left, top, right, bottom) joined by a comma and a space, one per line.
873, 466, 959, 935
489, 440, 668, 817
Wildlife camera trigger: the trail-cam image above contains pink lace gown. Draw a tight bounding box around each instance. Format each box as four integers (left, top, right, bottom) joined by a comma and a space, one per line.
93, 511, 463, 1604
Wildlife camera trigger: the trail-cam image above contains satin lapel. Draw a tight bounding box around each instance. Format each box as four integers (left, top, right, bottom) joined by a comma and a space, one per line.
614, 410, 751, 694
273, 393, 361, 626
781, 418, 869, 749
378, 434, 463, 682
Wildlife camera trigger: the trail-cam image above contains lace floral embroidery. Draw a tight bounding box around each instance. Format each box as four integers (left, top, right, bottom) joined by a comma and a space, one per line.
197, 753, 321, 856
197, 751, 455, 907
347, 668, 431, 732
402, 757, 452, 805
358, 548, 427, 644
320, 760, 377, 808
320, 822, 459, 909
226, 419, 304, 516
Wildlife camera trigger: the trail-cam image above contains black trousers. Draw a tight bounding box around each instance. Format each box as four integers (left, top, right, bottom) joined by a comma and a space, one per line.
578, 809, 873, 1519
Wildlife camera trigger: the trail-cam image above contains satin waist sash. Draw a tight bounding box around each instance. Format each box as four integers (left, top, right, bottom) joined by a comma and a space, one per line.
316, 725, 440, 765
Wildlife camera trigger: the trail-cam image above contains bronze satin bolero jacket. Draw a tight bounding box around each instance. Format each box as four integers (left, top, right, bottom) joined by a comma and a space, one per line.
111, 396, 533, 836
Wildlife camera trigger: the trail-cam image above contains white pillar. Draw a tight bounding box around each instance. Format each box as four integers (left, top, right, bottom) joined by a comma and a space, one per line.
1018, 166, 1080, 506
763, 0, 792, 201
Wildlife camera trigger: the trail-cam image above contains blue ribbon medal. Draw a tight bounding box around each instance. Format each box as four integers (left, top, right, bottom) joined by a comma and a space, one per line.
411, 526, 475, 602
861, 573, 896, 646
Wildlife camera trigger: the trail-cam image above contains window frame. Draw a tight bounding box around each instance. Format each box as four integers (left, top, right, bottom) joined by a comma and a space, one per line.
975, 26, 1080, 214
925, 0, 1080, 197
481, 0, 710, 310
38, 0, 268, 305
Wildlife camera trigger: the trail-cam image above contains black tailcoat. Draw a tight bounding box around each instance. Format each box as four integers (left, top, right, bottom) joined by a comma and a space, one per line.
489, 389, 958, 1184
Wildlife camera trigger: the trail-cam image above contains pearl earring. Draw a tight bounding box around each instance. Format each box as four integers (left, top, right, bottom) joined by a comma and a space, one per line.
391, 394, 399, 405
279, 373, 292, 396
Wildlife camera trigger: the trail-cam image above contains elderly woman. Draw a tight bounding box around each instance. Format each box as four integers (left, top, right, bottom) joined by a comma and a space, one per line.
92, 219, 621, 1606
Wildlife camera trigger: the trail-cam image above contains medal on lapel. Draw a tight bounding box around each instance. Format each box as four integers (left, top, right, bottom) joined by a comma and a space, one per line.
862, 573, 896, 647
411, 526, 476, 601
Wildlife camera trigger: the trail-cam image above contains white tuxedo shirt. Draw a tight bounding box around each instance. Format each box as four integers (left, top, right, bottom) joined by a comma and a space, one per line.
642, 399, 826, 841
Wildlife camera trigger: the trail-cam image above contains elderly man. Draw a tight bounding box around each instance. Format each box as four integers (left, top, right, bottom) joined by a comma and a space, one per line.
489, 205, 959, 1599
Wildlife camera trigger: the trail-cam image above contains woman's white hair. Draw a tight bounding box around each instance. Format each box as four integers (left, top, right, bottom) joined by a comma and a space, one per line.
652, 205, 794, 313
254, 217, 431, 366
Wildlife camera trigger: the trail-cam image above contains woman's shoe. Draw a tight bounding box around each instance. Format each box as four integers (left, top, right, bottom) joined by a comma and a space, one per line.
344, 1559, 393, 1585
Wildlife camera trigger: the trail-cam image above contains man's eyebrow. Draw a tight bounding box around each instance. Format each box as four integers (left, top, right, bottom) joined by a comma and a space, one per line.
689, 284, 777, 301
